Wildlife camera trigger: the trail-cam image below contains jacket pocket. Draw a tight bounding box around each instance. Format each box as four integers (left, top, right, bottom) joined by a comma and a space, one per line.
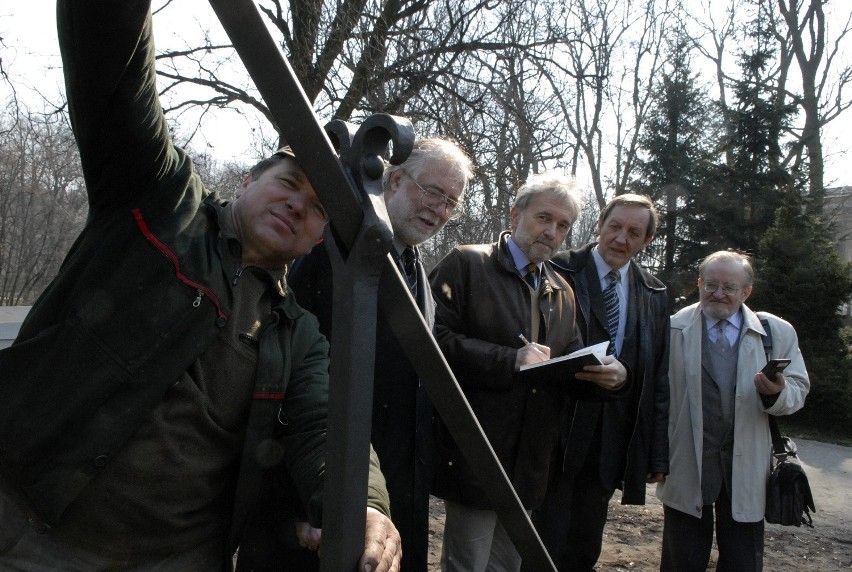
0, 317, 131, 470
0, 482, 29, 555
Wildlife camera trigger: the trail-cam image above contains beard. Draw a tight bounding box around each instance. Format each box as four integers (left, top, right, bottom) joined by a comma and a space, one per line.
394, 210, 442, 246
527, 239, 556, 263
700, 300, 739, 321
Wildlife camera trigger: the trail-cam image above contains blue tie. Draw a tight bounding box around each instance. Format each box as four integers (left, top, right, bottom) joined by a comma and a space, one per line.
603, 270, 620, 355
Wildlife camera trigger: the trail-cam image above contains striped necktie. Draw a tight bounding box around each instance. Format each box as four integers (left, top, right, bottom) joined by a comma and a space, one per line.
603, 270, 620, 355
401, 247, 418, 295
524, 262, 538, 289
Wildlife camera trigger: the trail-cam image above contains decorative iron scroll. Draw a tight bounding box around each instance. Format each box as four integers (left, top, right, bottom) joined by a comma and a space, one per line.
207, 1, 556, 569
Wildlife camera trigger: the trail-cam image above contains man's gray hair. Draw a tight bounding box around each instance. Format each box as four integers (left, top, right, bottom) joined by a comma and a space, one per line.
513, 171, 584, 222
383, 137, 475, 194
699, 250, 755, 287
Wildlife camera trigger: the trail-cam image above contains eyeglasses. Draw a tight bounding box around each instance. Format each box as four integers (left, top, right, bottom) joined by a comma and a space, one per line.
400, 170, 465, 220
702, 281, 741, 296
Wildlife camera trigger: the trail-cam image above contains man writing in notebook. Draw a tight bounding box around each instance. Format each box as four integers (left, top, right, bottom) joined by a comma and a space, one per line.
530, 193, 670, 571
428, 172, 628, 571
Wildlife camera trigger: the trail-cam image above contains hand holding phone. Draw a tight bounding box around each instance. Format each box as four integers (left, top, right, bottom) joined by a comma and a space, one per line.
760, 358, 791, 380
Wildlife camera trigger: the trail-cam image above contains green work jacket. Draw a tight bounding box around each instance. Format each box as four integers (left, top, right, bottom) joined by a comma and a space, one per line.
0, 0, 388, 546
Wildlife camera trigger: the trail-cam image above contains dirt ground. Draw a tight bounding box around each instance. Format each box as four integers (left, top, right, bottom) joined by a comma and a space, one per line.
426, 438, 852, 570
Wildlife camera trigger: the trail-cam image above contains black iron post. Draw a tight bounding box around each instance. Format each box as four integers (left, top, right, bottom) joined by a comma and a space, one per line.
207, 1, 556, 569
317, 115, 413, 570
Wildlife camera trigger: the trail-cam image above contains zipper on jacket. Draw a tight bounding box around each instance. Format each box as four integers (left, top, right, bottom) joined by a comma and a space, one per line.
274, 404, 289, 437
132, 208, 227, 319
233, 265, 245, 286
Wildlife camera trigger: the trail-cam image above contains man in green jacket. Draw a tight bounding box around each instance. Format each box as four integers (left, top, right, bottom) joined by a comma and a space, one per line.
0, 1, 399, 570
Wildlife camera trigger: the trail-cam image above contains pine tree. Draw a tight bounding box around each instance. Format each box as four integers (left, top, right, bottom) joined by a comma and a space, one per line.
750, 189, 852, 431
729, 9, 852, 432
631, 32, 716, 307
708, 46, 793, 254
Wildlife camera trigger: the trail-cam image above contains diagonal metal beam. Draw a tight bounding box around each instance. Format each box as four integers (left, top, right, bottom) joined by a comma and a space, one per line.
206, 1, 556, 570
206, 0, 361, 245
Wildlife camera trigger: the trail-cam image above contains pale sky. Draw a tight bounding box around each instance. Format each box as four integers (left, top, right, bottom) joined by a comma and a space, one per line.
3, 2, 850, 187
1, 1, 266, 164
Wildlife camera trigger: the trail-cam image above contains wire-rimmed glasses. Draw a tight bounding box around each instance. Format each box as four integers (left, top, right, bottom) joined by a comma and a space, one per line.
400, 170, 465, 220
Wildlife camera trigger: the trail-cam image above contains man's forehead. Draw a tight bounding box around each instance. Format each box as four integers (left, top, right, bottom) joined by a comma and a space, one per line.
603, 204, 650, 226
418, 160, 466, 195
273, 157, 314, 188
703, 261, 746, 280
529, 193, 573, 214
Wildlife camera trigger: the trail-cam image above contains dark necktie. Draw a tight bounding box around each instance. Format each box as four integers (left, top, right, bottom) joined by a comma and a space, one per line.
401, 247, 418, 295
603, 269, 620, 355
524, 262, 538, 289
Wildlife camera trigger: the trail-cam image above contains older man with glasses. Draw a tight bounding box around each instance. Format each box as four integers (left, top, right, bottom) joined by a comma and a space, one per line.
656, 250, 810, 571
277, 137, 474, 572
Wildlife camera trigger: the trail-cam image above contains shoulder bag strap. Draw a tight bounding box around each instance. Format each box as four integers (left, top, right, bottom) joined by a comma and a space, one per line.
768, 415, 786, 456
759, 315, 786, 456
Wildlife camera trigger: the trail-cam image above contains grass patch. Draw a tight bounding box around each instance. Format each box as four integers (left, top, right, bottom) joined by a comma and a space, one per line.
779, 424, 852, 447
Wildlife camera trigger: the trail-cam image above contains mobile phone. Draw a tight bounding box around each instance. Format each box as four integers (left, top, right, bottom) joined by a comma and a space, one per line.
760, 358, 791, 379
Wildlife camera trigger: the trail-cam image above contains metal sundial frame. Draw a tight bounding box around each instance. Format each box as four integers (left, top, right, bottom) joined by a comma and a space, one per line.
206, 1, 556, 569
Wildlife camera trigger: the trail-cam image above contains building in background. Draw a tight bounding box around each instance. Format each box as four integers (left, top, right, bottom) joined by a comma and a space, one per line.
0, 306, 31, 349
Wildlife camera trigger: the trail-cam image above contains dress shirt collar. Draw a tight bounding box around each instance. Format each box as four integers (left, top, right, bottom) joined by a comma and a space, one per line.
702, 310, 743, 345
507, 236, 540, 274
591, 246, 629, 288
703, 310, 743, 331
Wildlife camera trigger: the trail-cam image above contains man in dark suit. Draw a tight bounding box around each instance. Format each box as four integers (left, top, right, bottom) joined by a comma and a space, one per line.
285, 138, 474, 572
529, 193, 670, 571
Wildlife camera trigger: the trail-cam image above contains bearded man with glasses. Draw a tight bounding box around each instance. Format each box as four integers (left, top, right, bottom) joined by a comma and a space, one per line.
279, 138, 474, 572
656, 250, 810, 571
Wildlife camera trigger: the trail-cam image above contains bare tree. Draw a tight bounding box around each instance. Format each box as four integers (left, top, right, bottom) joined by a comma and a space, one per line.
775, 0, 852, 198
417, 0, 575, 267
154, 0, 519, 139
0, 35, 14, 110
686, 0, 852, 199
684, 0, 744, 168
534, 0, 670, 209
0, 105, 87, 305
609, 0, 672, 196
187, 148, 249, 201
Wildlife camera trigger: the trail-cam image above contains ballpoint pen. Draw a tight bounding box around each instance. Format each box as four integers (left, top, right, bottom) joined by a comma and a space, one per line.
517, 333, 530, 346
